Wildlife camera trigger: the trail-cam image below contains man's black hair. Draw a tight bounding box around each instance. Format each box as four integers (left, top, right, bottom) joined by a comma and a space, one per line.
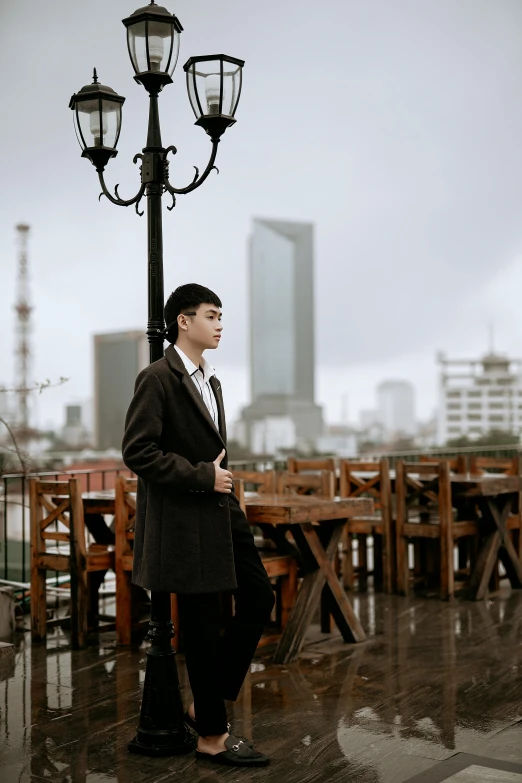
164, 283, 222, 344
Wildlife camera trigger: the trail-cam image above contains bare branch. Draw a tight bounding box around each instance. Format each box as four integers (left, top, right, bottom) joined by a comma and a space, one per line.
0, 377, 69, 394
0, 417, 30, 474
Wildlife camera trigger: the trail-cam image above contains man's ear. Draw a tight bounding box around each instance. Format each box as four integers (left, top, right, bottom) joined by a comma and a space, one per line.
177, 313, 188, 332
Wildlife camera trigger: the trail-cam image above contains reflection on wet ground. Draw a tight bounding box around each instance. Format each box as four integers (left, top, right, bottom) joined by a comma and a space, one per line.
1, 588, 521, 782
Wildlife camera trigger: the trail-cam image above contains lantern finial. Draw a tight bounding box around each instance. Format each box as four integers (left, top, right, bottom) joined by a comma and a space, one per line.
92, 68, 99, 84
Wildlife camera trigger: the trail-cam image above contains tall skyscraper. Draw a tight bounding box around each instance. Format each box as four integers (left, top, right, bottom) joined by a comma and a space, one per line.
377, 380, 416, 440
239, 218, 323, 452
94, 331, 148, 450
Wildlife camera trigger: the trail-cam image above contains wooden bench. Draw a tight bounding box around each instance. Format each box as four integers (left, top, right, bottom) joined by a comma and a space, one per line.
339, 458, 393, 593
277, 470, 335, 499
30, 478, 114, 648
287, 457, 337, 489
395, 460, 478, 599
114, 476, 177, 645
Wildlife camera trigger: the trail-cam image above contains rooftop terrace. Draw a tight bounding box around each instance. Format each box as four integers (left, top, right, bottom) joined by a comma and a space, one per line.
1, 588, 522, 783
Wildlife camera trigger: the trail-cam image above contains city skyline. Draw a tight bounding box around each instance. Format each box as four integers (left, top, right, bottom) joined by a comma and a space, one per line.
1, 306, 520, 435
7, 328, 522, 451
2, 0, 522, 434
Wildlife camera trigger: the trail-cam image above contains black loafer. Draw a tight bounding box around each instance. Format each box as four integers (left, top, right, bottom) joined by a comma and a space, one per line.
196, 734, 270, 767
184, 711, 252, 746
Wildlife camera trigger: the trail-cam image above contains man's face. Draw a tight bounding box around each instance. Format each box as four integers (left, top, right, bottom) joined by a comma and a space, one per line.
178, 303, 223, 350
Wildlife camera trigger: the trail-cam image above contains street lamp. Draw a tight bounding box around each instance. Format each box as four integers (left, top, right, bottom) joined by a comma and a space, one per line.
122, 1, 182, 94
184, 54, 244, 139
69, 69, 125, 172
69, 0, 244, 758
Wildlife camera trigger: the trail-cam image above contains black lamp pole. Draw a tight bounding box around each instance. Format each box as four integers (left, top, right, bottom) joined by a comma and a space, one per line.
144, 91, 166, 365
69, 1, 244, 758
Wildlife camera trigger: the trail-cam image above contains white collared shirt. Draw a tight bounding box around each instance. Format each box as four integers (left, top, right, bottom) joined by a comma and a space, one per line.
174, 344, 219, 426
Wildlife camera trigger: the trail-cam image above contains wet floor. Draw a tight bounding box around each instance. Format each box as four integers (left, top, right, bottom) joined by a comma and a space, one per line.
1, 588, 522, 782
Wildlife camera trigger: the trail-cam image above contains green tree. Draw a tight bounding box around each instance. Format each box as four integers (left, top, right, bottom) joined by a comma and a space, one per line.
446, 429, 520, 448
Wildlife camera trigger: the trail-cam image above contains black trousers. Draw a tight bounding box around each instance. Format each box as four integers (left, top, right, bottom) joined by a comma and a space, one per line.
177, 505, 275, 737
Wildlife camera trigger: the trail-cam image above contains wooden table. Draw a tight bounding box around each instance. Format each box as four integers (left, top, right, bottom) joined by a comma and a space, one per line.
80, 490, 373, 662
448, 474, 522, 600
244, 494, 373, 663
349, 468, 522, 599
82, 491, 118, 516
397, 472, 522, 599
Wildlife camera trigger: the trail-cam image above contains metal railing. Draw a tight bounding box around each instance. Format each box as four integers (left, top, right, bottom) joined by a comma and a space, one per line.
0, 467, 132, 584
358, 443, 522, 469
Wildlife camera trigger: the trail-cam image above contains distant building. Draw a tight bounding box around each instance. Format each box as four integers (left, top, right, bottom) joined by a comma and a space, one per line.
416, 414, 438, 449
359, 409, 378, 429
94, 331, 148, 450
251, 416, 296, 455
316, 425, 357, 457
437, 352, 522, 444
377, 380, 416, 440
355, 409, 384, 446
238, 218, 323, 453
61, 404, 91, 448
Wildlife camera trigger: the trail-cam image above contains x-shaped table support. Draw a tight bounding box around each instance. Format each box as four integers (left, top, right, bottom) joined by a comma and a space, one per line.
468, 495, 522, 600
273, 520, 366, 664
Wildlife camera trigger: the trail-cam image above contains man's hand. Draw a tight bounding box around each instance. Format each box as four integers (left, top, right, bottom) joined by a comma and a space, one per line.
213, 449, 233, 494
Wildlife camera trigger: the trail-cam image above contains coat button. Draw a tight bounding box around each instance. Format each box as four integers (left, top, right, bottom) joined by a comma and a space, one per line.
218, 497, 227, 507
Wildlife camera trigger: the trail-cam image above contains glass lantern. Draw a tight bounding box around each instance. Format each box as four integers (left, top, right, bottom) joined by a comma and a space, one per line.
69, 70, 125, 171
122, 1, 183, 93
183, 55, 244, 139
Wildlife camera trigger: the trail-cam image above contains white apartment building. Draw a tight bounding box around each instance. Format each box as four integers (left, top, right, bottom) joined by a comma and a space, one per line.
437, 352, 522, 445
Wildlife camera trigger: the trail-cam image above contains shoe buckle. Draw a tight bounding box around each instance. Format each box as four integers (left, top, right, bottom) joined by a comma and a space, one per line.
232, 740, 244, 752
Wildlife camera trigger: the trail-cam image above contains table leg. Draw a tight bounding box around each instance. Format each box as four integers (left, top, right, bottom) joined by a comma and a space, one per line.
489, 500, 522, 589
320, 546, 341, 633
469, 531, 502, 600
304, 524, 366, 642
274, 522, 366, 664
468, 496, 522, 599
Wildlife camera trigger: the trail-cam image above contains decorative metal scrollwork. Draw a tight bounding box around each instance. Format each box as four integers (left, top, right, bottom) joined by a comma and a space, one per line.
163, 139, 220, 197
98, 153, 146, 213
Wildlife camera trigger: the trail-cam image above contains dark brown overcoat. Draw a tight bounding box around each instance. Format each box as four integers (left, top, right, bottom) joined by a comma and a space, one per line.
122, 344, 238, 594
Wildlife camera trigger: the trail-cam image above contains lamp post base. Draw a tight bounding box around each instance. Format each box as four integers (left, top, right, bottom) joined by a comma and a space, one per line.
128, 730, 196, 757
129, 591, 196, 757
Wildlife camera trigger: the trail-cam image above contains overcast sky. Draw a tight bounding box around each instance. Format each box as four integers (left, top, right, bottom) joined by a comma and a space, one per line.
2, 0, 522, 430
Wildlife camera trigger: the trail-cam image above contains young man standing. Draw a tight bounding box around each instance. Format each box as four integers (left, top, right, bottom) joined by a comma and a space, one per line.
122, 283, 274, 767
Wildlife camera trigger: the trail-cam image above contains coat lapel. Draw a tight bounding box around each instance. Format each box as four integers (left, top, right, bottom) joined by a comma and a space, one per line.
209, 376, 227, 443
165, 345, 225, 447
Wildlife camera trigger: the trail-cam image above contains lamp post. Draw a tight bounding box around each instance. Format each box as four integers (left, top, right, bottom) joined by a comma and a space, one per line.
69, 0, 244, 757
